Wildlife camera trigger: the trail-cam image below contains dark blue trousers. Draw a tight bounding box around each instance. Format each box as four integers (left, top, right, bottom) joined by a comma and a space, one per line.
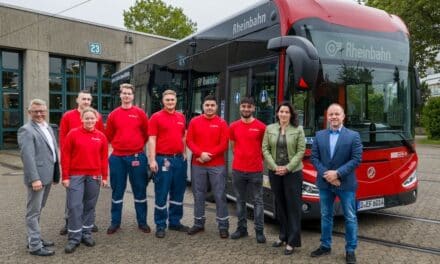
153, 155, 187, 230
109, 152, 148, 226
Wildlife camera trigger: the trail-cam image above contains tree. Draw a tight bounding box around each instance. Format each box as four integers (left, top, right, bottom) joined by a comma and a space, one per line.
422, 97, 440, 139
123, 0, 197, 39
366, 0, 440, 77
415, 81, 431, 126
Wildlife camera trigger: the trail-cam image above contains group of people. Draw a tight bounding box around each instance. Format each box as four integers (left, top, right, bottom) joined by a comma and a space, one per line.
18, 83, 362, 264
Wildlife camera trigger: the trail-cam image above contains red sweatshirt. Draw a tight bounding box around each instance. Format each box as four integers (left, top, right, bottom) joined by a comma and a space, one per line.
59, 109, 105, 151
186, 115, 229, 166
105, 106, 149, 156
62, 127, 108, 181
229, 118, 266, 172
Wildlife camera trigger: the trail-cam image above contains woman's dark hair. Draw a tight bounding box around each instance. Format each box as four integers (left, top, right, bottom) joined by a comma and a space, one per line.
275, 101, 299, 127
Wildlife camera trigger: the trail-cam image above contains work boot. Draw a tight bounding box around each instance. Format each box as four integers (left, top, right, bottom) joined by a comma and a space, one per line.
256, 230, 266, 243
230, 229, 248, 239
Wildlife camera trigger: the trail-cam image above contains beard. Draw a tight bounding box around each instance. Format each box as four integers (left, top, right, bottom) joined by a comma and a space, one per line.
240, 112, 252, 119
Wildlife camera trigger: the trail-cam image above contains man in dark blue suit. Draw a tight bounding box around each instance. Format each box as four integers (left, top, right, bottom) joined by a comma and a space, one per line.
310, 103, 362, 264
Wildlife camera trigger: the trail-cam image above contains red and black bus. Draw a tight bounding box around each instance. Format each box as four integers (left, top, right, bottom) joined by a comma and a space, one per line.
112, 0, 419, 218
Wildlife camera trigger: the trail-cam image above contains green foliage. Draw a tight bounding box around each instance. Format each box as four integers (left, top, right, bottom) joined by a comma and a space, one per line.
123, 0, 197, 39
422, 97, 440, 139
366, 0, 440, 77
415, 81, 431, 126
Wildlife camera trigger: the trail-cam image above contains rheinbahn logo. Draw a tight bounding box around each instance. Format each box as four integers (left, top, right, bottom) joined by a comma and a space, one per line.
367, 167, 376, 179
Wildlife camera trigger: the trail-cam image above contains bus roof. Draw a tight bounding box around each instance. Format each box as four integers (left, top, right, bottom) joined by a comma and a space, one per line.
275, 0, 408, 35
113, 0, 409, 79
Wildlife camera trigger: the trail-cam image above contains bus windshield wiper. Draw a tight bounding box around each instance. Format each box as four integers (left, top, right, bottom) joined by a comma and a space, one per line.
358, 129, 415, 153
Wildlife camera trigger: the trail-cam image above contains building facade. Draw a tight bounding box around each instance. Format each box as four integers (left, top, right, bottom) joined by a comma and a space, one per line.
421, 73, 440, 98
0, 4, 175, 149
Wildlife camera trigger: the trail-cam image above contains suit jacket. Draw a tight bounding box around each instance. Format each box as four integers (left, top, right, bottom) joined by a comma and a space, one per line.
262, 123, 305, 173
311, 127, 362, 191
18, 121, 60, 186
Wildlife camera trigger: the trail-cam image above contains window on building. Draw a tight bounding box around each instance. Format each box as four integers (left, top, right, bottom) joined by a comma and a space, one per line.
49, 56, 116, 124
1, 50, 22, 149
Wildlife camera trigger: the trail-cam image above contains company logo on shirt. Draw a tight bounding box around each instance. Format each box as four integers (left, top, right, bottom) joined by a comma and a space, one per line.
91, 137, 101, 141
177, 121, 184, 126
128, 114, 138, 118
210, 125, 220, 128
249, 128, 260, 132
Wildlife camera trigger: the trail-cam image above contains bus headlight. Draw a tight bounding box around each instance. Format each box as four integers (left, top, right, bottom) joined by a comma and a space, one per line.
302, 182, 319, 196
402, 170, 417, 188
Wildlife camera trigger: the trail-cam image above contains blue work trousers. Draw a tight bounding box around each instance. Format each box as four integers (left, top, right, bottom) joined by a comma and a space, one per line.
153, 155, 187, 230
109, 152, 148, 226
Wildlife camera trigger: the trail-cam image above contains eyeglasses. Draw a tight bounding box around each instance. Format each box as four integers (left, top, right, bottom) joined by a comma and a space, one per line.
30, 110, 47, 114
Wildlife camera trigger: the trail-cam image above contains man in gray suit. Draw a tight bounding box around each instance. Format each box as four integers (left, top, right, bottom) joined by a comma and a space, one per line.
18, 99, 59, 256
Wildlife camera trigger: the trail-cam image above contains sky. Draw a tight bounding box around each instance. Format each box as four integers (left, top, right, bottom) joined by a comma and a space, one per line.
0, 0, 266, 32
0, 0, 361, 33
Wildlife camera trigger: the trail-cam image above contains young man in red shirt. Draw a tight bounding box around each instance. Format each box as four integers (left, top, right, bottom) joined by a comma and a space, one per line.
59, 90, 104, 235
186, 95, 230, 238
148, 89, 189, 238
229, 97, 267, 243
105, 83, 150, 235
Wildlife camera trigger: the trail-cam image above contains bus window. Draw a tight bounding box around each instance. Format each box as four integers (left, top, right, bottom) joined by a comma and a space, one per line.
228, 69, 248, 123
251, 62, 277, 125
287, 63, 315, 136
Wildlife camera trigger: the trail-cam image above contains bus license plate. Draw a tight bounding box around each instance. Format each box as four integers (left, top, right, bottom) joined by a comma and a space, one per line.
357, 198, 385, 211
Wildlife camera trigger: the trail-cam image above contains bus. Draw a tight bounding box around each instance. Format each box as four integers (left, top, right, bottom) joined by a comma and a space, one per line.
111, 0, 419, 218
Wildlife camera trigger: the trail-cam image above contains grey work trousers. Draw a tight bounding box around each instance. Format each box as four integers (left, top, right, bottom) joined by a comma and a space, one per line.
67, 176, 100, 244
232, 170, 264, 231
191, 165, 229, 230
26, 183, 51, 252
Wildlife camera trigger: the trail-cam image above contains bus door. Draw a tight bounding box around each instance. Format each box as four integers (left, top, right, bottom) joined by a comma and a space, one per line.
225, 59, 278, 196
227, 59, 277, 125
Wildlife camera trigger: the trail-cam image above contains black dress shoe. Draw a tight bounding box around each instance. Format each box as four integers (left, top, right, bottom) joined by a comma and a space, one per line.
81, 237, 96, 247
64, 242, 79, 254
30, 247, 55, 256
106, 224, 120, 235
169, 224, 189, 232
155, 229, 166, 238
346, 251, 356, 264
138, 224, 151, 233
187, 225, 204, 235
272, 240, 285, 247
230, 229, 248, 239
310, 246, 331, 257
284, 246, 294, 255
92, 224, 99, 232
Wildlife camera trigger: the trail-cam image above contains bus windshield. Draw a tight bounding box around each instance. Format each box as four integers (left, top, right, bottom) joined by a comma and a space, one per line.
289, 20, 415, 146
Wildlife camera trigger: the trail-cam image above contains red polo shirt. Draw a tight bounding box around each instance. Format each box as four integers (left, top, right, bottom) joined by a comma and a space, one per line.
229, 118, 266, 172
148, 109, 186, 154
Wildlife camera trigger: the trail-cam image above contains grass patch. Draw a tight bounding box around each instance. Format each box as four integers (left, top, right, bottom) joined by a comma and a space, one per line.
416, 137, 440, 145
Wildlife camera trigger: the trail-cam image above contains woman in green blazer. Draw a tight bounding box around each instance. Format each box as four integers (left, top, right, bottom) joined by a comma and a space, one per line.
262, 101, 306, 255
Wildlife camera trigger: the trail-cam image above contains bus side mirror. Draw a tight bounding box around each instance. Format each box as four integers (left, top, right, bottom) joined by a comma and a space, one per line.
267, 36, 320, 90
413, 67, 422, 107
